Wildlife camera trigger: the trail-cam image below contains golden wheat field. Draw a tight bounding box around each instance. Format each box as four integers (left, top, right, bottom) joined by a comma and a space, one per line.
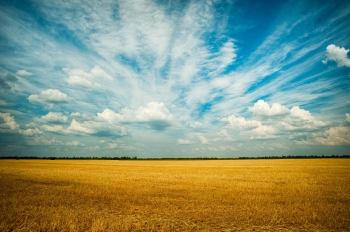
0, 159, 349, 231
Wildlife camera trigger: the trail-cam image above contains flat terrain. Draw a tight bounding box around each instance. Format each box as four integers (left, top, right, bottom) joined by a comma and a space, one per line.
0, 159, 349, 231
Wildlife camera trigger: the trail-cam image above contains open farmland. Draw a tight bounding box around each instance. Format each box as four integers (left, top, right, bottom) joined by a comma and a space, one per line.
0, 159, 349, 231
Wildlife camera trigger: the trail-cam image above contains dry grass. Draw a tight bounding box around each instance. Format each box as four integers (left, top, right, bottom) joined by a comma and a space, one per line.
0, 159, 349, 231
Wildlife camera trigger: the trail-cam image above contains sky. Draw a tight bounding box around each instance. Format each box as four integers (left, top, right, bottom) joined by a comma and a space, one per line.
0, 0, 350, 158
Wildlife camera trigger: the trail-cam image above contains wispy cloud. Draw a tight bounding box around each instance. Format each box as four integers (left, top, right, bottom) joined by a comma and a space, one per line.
0, 0, 349, 157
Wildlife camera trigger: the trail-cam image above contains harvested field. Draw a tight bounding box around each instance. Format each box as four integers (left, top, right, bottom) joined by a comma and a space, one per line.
0, 159, 349, 231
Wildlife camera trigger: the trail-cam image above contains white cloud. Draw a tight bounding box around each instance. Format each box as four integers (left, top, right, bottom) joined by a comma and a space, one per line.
70, 112, 81, 117
220, 41, 237, 65
67, 119, 94, 135
0, 112, 20, 132
67, 119, 128, 137
189, 121, 202, 128
35, 112, 68, 124
248, 125, 278, 139
249, 100, 289, 117
316, 126, 350, 146
290, 106, 314, 121
41, 124, 65, 133
19, 128, 43, 136
16, 70, 33, 76
197, 134, 209, 144
0, 112, 44, 136
221, 115, 261, 130
220, 102, 327, 141
108, 143, 118, 148
282, 106, 326, 131
346, 113, 350, 123
217, 129, 235, 141
211, 41, 237, 72
70, 112, 95, 121
66, 76, 92, 88
64, 66, 112, 88
66, 141, 84, 146
91, 66, 113, 80
98, 102, 173, 130
323, 44, 350, 67
28, 89, 73, 104
177, 139, 194, 145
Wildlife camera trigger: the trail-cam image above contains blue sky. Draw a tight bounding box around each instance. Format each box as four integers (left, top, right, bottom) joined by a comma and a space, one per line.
0, 0, 350, 158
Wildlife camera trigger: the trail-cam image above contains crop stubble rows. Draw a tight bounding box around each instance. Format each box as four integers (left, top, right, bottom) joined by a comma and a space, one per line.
0, 159, 349, 231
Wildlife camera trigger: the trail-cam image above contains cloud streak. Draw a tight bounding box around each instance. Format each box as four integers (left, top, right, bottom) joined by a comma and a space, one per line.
0, 0, 349, 157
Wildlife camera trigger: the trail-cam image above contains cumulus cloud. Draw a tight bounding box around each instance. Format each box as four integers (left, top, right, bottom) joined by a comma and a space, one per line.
98, 102, 173, 130
0, 112, 44, 136
217, 129, 235, 141
290, 106, 314, 121
221, 115, 261, 130
63, 66, 113, 88
70, 112, 95, 121
28, 89, 73, 104
91, 66, 113, 80
248, 125, 278, 139
323, 44, 350, 67
70, 112, 81, 117
189, 121, 203, 128
282, 106, 326, 131
177, 139, 194, 145
219, 101, 328, 142
66, 76, 92, 88
67, 119, 128, 137
16, 70, 33, 76
0, 112, 20, 132
67, 119, 94, 134
316, 126, 350, 146
249, 100, 289, 117
35, 112, 68, 124
197, 134, 209, 144
19, 128, 43, 136
41, 124, 66, 134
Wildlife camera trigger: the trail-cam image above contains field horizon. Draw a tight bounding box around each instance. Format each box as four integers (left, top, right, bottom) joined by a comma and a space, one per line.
1, 159, 349, 231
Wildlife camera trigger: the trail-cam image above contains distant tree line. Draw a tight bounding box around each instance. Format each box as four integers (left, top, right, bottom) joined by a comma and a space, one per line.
0, 155, 349, 160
